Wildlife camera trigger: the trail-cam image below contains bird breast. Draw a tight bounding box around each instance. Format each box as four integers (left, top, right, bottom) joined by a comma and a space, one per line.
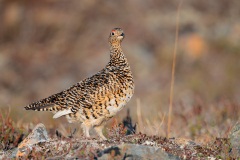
106, 87, 133, 116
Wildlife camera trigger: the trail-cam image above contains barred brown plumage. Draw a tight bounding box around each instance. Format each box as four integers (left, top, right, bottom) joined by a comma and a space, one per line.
24, 28, 134, 140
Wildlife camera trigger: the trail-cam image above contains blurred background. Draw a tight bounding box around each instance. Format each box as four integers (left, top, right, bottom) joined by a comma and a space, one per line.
0, 0, 239, 141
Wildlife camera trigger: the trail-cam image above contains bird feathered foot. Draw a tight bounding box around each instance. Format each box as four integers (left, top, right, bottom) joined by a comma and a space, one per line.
94, 125, 107, 140
81, 123, 107, 140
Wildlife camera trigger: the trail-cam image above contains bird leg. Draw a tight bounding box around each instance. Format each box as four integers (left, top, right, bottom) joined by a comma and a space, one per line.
68, 128, 77, 138
81, 124, 91, 138
94, 125, 107, 140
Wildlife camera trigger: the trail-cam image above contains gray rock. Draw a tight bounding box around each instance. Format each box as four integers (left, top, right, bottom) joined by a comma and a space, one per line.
0, 123, 49, 159
97, 144, 180, 160
228, 120, 240, 158
16, 123, 49, 158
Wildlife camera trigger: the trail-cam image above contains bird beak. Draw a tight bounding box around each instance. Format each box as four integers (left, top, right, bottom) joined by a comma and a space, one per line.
117, 36, 123, 40
117, 33, 124, 39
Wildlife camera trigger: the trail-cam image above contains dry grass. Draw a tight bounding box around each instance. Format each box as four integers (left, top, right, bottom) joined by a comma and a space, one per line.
0, 114, 236, 159
167, 0, 183, 139
0, 108, 29, 150
133, 98, 239, 142
1, 98, 238, 149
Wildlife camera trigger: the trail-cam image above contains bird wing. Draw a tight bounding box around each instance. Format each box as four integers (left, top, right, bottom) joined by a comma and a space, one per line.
24, 68, 115, 114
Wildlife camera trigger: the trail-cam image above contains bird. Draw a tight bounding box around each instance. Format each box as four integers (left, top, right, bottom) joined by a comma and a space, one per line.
24, 28, 134, 140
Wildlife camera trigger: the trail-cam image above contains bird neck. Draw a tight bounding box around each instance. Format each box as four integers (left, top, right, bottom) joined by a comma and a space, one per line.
109, 43, 127, 64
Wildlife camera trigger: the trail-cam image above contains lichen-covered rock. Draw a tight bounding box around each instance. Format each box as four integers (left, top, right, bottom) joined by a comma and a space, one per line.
16, 123, 49, 159
228, 120, 240, 158
97, 144, 180, 160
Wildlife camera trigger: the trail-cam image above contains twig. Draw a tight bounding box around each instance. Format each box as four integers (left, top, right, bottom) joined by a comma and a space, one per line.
136, 98, 143, 133
167, 0, 183, 138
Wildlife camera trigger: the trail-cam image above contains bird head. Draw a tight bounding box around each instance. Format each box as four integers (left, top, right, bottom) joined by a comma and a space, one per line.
109, 28, 125, 45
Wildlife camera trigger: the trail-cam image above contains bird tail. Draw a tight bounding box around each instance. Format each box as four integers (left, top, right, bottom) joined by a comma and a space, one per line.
24, 103, 54, 111
24, 94, 61, 111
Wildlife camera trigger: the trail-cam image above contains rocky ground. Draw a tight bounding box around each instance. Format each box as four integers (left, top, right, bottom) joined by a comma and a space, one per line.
1, 121, 239, 159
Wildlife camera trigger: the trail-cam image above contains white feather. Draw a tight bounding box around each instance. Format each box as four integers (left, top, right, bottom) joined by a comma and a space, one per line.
53, 109, 72, 119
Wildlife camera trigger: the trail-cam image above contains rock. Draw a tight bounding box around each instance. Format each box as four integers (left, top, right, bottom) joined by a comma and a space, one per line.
0, 148, 18, 159
16, 123, 49, 159
228, 120, 240, 158
97, 144, 180, 160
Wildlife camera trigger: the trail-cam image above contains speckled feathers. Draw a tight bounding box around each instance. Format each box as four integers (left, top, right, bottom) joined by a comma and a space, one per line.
24, 28, 134, 140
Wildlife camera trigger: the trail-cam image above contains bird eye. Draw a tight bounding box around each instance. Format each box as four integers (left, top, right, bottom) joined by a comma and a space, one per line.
111, 32, 114, 36
120, 33, 124, 36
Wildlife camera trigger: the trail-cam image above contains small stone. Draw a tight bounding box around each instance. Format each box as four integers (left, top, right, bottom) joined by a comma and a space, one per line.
142, 140, 156, 146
